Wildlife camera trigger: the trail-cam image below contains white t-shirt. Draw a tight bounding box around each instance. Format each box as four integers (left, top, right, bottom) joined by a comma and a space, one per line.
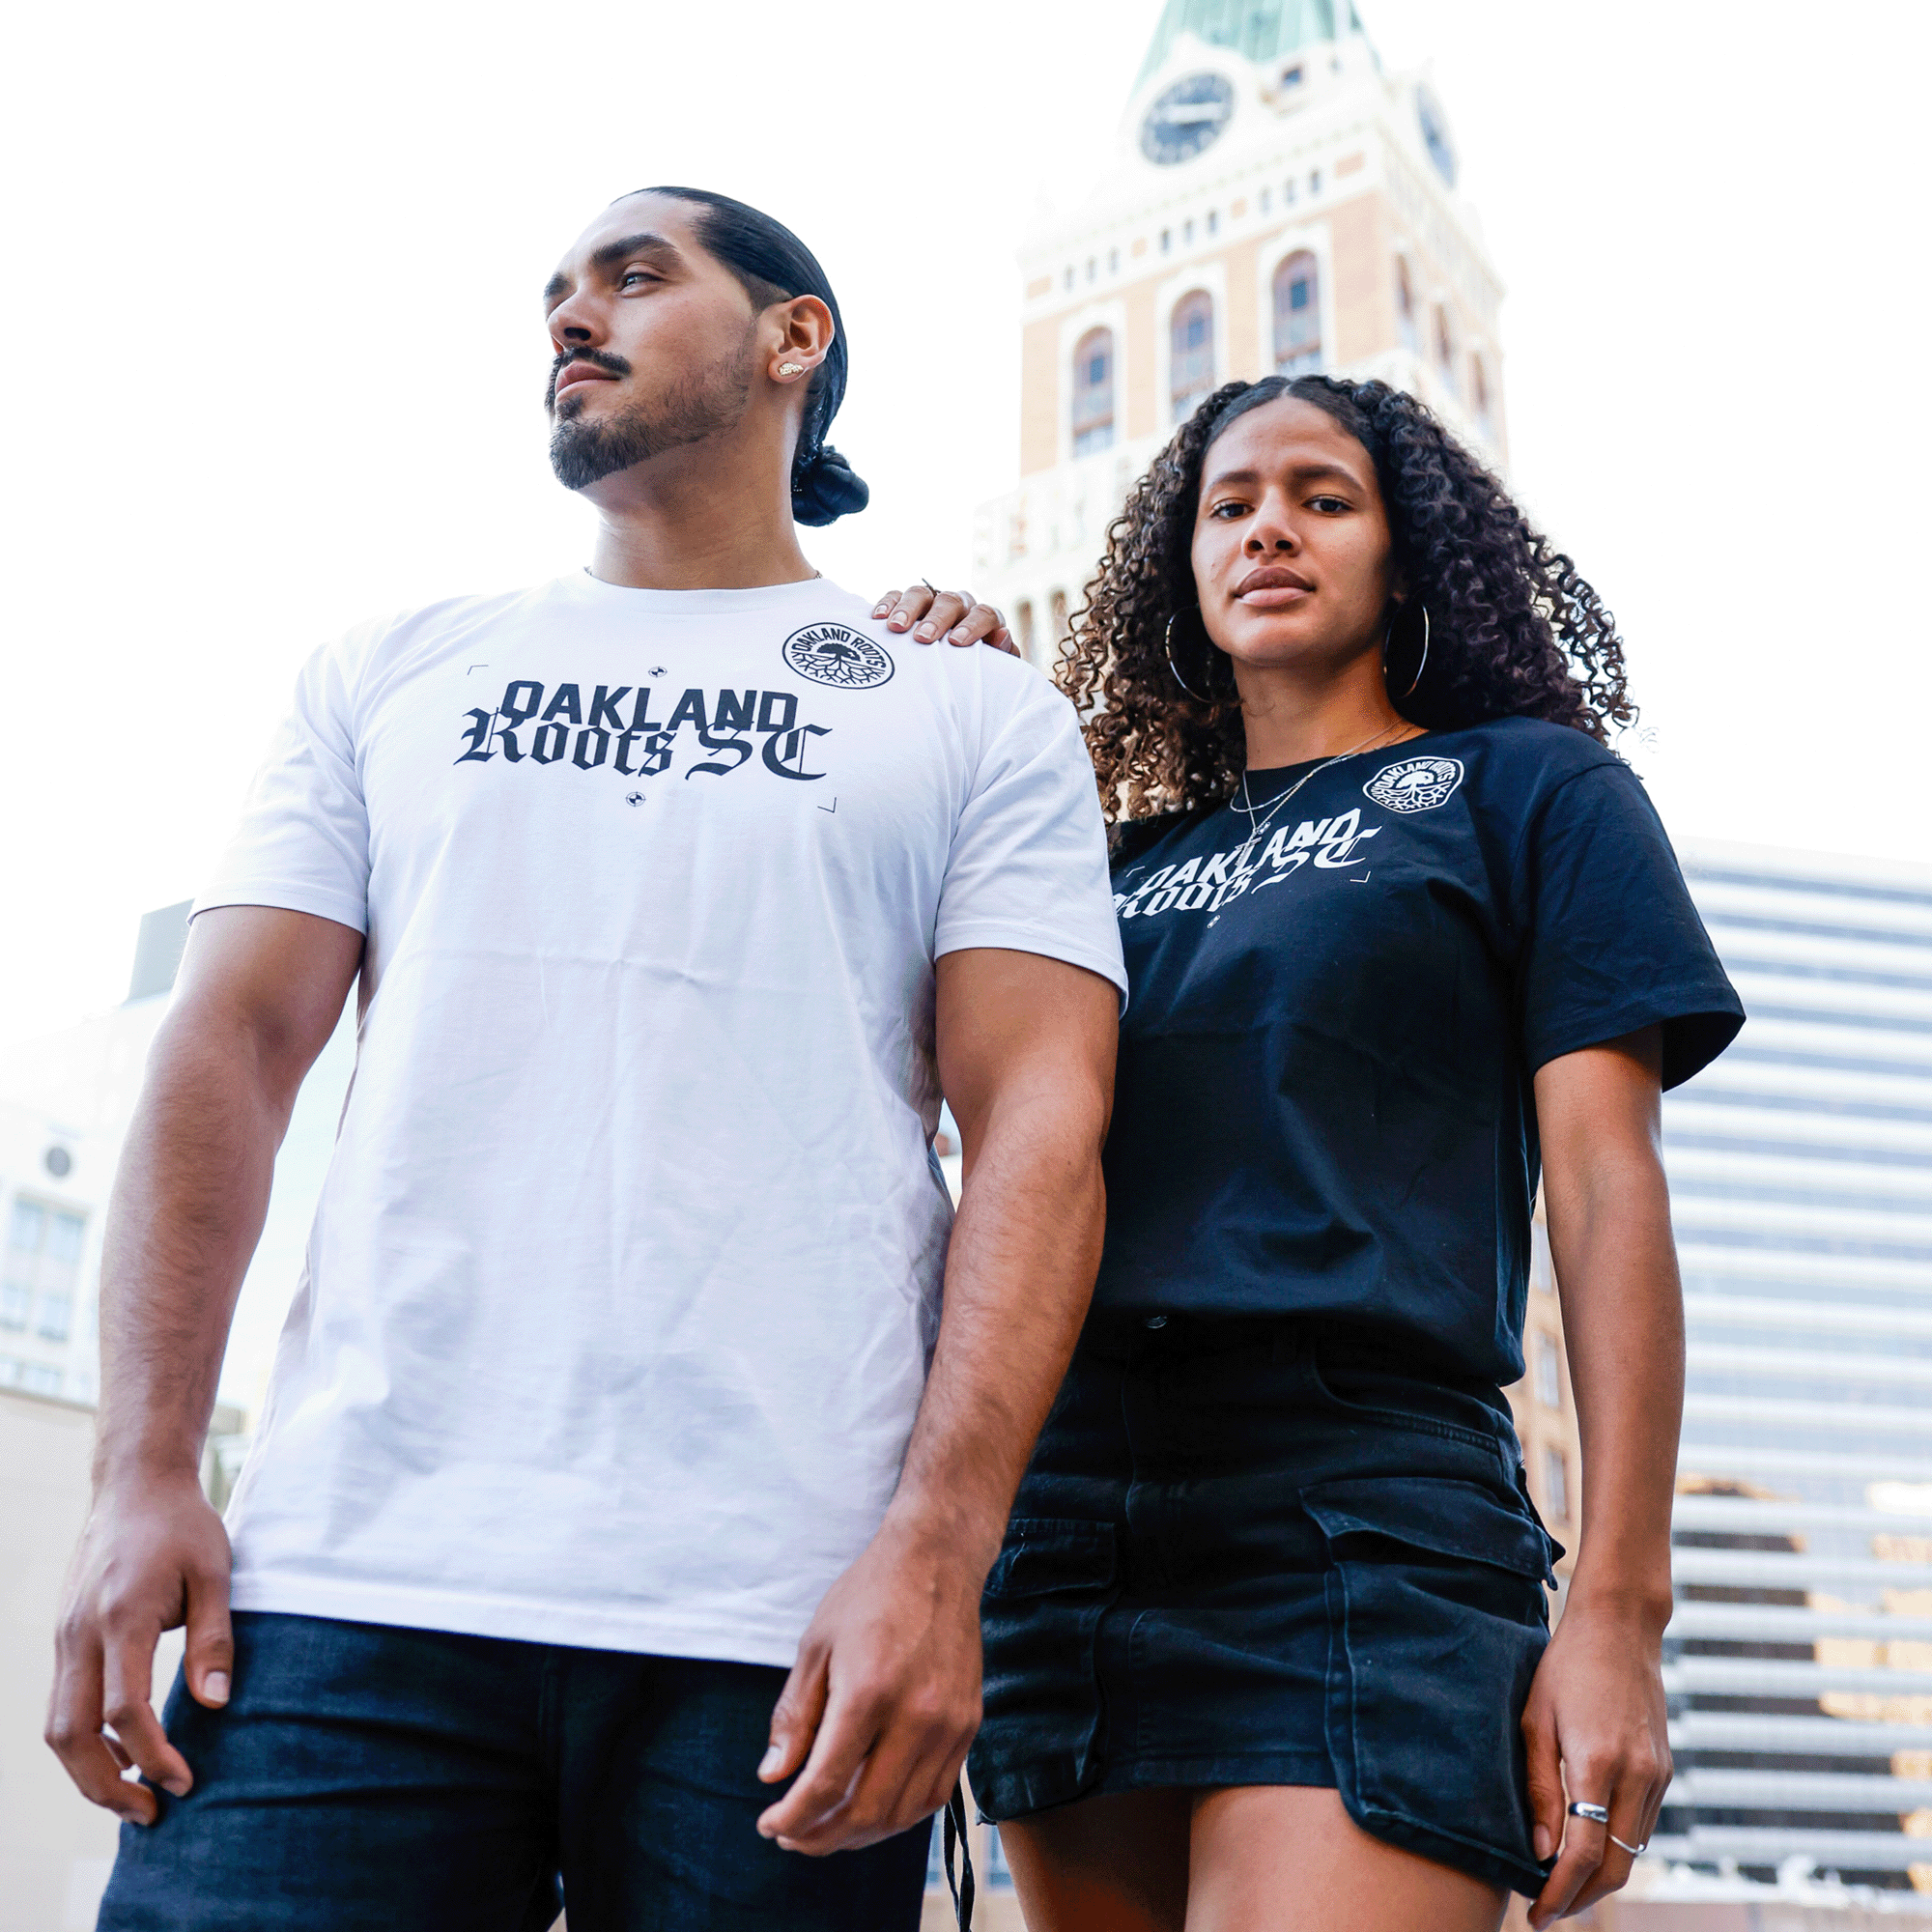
199, 573, 1125, 1662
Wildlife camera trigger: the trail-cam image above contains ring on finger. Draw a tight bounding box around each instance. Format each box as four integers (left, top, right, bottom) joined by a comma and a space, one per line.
1567, 1801, 1611, 1825
1608, 1832, 1648, 1857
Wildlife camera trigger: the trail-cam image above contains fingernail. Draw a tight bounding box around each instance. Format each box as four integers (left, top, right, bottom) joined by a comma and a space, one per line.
163, 1776, 191, 1799
872, 603, 890, 616
759, 1744, 784, 1776
205, 1671, 230, 1705
916, 623, 937, 639
948, 629, 967, 643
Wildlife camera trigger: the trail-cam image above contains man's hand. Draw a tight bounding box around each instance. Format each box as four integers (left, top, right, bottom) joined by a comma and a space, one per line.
755, 1516, 982, 1855
47, 1469, 234, 1824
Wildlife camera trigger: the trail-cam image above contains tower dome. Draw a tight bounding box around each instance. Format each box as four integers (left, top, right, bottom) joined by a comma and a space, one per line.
1136, 0, 1372, 87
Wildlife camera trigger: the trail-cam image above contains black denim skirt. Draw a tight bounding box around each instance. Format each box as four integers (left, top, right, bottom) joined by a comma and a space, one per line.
968, 1312, 1561, 1898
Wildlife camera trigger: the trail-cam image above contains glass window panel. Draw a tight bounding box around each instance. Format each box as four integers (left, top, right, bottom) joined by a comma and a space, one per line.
1171, 292, 1216, 420
1071, 327, 1116, 456
1272, 253, 1321, 375
9, 1199, 45, 1254
47, 1211, 85, 1265
20, 1362, 63, 1397
0, 1283, 29, 1329
38, 1293, 71, 1343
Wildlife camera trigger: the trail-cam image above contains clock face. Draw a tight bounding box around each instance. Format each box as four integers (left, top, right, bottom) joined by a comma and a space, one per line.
1140, 72, 1236, 166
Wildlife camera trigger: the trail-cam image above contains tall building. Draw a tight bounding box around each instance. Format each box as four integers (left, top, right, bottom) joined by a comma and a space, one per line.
975, 0, 1504, 663
1647, 839, 1932, 1908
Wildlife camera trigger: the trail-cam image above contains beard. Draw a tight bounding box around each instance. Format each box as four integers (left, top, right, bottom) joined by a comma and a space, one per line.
547, 328, 759, 493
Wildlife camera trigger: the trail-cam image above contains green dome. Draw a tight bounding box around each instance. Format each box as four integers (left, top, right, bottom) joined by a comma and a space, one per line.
1136, 0, 1370, 87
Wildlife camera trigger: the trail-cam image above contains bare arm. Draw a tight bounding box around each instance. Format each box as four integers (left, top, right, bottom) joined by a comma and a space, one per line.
1523, 1025, 1680, 1929
46, 906, 361, 1822
756, 947, 1118, 1854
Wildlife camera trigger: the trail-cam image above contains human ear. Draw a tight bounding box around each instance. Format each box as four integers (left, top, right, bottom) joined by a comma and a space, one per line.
767, 295, 835, 386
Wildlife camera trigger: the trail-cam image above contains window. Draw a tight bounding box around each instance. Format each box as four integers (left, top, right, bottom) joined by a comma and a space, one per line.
1107, 246, 1119, 274
1280, 63, 1303, 91
1272, 252, 1321, 375
1471, 354, 1493, 438
1014, 600, 1035, 660
0, 1282, 27, 1329
1259, 185, 1272, 213
1085, 257, 1096, 284
21, 1362, 62, 1397
1309, 168, 1322, 195
1435, 306, 1457, 392
987, 1826, 1015, 1890
9, 1199, 45, 1253
1395, 258, 1418, 354
1182, 218, 1195, 245
38, 1293, 71, 1344
1062, 266, 1073, 292
1070, 327, 1116, 456
1050, 590, 1070, 645
1284, 178, 1297, 204
1534, 1333, 1562, 1409
1160, 228, 1172, 253
1170, 291, 1216, 421
1207, 210, 1219, 237
1544, 1447, 1571, 1521
46, 1211, 85, 1265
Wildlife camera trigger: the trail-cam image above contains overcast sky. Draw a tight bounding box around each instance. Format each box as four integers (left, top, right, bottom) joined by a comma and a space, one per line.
1, 0, 1924, 1052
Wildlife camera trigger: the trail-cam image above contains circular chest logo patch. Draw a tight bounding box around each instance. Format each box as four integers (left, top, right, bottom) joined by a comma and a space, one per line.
781, 623, 895, 691
1364, 754, 1465, 814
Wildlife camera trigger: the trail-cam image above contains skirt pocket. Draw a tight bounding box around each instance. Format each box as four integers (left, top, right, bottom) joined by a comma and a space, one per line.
1301, 1475, 1555, 1896
970, 1517, 1121, 1819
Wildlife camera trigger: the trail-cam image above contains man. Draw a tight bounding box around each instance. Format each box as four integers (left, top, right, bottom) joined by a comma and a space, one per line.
49, 186, 1123, 1930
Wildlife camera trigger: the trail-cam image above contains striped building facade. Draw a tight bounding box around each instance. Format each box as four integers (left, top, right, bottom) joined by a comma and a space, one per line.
1652, 838, 1932, 1903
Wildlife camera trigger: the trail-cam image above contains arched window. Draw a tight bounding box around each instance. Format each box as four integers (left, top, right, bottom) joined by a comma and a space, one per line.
1272, 252, 1321, 375
1434, 306, 1458, 395
1070, 327, 1115, 455
1170, 291, 1215, 421
1470, 355, 1492, 439
1394, 258, 1418, 354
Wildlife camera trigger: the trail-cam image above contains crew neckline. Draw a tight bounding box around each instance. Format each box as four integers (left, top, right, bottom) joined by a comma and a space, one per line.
566, 570, 838, 615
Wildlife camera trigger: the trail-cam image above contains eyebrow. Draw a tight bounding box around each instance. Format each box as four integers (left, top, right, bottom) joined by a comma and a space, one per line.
543, 231, 683, 302
1205, 460, 1365, 490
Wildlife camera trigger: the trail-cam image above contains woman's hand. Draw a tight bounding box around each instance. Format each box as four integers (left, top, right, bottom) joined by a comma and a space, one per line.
1522, 1593, 1672, 1927
871, 584, 1018, 656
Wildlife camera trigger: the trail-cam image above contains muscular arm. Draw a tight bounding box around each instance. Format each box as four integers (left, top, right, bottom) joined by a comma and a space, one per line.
756, 947, 1118, 1854
47, 906, 361, 1822
1523, 1025, 1680, 1928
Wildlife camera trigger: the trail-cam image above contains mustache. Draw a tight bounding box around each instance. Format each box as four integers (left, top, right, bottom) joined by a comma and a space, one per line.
545, 345, 633, 411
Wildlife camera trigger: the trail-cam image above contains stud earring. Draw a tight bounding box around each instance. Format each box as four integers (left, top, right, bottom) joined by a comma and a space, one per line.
778, 362, 804, 377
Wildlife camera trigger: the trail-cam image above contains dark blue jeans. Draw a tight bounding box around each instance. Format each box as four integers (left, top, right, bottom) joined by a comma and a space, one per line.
98, 1612, 930, 1931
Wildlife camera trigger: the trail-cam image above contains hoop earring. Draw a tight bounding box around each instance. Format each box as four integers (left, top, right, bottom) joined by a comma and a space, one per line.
1165, 608, 1209, 701
1382, 602, 1432, 698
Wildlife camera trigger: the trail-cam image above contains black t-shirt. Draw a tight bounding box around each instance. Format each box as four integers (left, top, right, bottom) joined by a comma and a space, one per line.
1098, 716, 1743, 1388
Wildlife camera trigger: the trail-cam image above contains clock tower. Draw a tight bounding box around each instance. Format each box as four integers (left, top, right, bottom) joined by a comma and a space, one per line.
974, 0, 1507, 670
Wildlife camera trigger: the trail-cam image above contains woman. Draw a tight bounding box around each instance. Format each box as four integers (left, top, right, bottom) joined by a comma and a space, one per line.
891, 374, 1742, 1931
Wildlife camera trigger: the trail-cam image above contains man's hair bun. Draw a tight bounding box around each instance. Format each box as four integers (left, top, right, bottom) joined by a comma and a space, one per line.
793, 443, 869, 526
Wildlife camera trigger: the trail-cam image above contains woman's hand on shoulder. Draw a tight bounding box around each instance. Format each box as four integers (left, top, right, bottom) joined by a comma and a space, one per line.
871, 584, 1018, 656
1522, 1591, 1673, 1928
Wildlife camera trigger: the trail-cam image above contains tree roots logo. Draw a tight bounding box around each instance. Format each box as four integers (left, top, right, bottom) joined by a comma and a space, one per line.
781, 623, 894, 691
1363, 755, 1465, 813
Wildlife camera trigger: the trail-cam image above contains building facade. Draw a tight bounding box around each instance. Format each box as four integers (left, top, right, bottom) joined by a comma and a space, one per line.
974, 0, 1506, 667
1648, 839, 1932, 1905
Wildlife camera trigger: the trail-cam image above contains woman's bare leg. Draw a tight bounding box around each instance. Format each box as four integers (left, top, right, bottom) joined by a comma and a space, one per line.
1185, 1787, 1508, 1932
997, 1789, 1193, 1932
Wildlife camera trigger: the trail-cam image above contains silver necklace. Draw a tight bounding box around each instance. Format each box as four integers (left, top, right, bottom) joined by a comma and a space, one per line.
1231, 722, 1417, 857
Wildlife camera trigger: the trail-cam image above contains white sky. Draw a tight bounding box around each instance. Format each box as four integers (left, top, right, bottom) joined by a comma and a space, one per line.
1, 0, 1925, 1053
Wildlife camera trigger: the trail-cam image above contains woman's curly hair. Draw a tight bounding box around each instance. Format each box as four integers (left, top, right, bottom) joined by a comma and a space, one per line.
1058, 374, 1632, 822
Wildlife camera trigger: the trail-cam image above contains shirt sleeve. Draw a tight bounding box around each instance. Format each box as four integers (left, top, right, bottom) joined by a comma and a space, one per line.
934, 671, 1128, 1003
1514, 761, 1743, 1089
192, 634, 372, 935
